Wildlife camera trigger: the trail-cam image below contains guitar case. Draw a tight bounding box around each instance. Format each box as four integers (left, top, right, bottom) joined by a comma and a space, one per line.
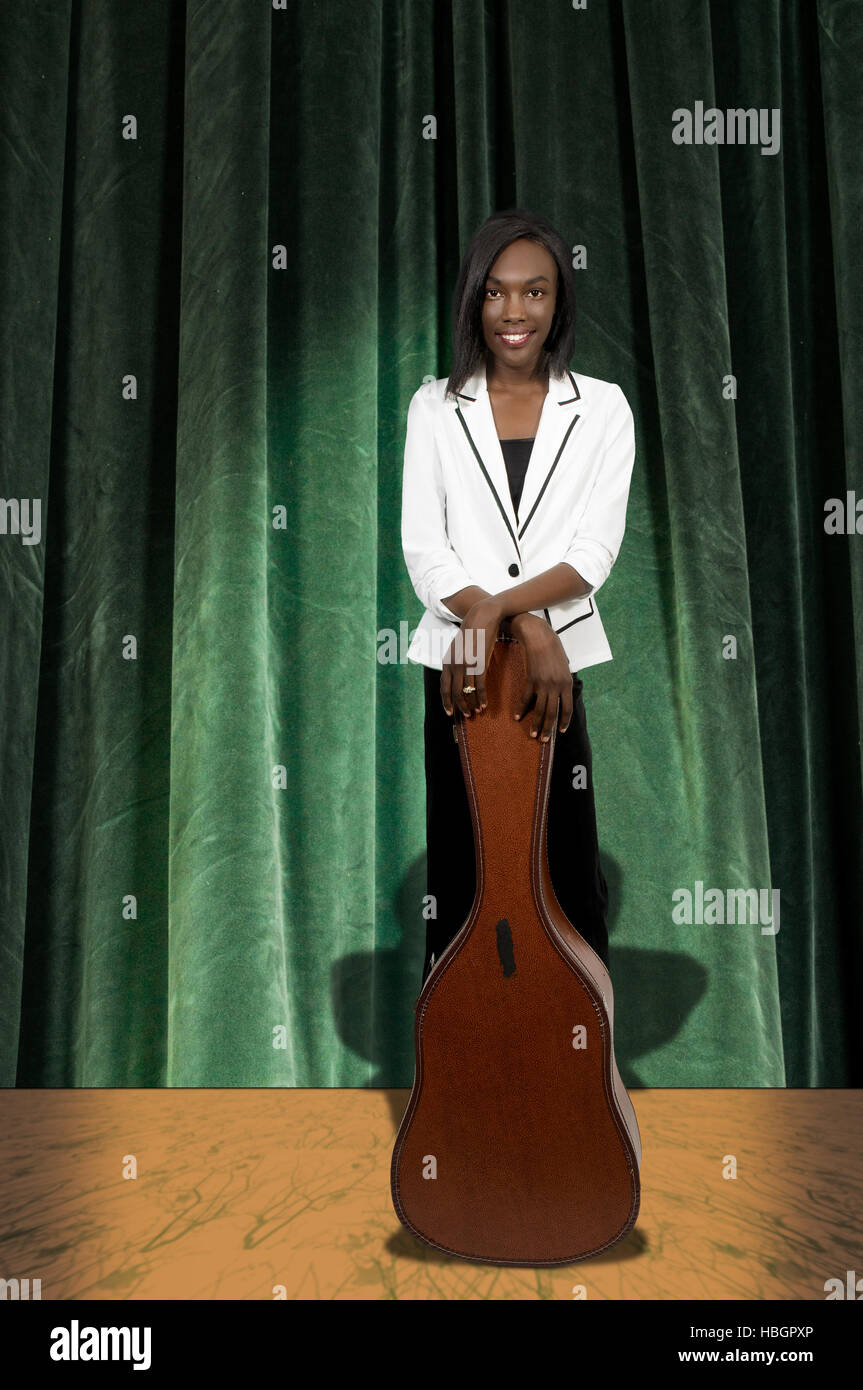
391, 632, 641, 1265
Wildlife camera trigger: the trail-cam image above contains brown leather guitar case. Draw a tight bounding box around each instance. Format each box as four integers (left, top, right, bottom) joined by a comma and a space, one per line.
391, 632, 641, 1265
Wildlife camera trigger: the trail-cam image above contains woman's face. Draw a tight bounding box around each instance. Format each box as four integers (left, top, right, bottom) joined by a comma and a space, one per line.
481, 238, 558, 380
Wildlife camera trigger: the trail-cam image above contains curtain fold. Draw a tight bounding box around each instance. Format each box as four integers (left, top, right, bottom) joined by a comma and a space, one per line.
0, 2, 74, 1083
0, 0, 859, 1088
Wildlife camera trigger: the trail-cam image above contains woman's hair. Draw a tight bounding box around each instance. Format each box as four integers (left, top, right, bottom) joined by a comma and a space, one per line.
446, 208, 576, 400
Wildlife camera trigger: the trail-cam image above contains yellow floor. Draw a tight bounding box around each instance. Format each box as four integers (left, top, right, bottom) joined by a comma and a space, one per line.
0, 1089, 859, 1300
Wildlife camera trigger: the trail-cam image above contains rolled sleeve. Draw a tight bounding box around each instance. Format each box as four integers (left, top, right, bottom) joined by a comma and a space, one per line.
560, 384, 635, 595
401, 386, 475, 622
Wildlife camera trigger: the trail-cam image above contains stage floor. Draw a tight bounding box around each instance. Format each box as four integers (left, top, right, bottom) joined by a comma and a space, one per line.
0, 1089, 859, 1300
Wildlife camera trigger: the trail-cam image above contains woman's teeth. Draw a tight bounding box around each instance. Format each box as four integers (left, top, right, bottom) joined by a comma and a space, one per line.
499, 332, 533, 346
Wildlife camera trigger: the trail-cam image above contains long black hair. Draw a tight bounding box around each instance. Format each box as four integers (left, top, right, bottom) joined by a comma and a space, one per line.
445, 208, 576, 400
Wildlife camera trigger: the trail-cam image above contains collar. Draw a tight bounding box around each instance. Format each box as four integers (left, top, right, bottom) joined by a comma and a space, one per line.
455, 360, 582, 408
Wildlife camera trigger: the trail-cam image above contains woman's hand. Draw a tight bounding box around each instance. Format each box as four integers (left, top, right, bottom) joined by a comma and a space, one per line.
510, 613, 574, 741
440, 597, 504, 718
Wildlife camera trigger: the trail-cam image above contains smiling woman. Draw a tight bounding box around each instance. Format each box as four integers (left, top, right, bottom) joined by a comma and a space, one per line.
400, 207, 637, 986
485, 253, 554, 366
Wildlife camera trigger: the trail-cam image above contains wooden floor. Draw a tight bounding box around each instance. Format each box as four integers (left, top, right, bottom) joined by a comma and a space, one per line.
0, 1089, 859, 1300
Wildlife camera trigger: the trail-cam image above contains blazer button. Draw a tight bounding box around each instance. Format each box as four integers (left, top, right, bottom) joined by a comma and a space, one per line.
508, 563, 519, 577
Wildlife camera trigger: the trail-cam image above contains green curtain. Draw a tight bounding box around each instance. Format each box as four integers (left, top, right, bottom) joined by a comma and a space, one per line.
1, 0, 860, 1088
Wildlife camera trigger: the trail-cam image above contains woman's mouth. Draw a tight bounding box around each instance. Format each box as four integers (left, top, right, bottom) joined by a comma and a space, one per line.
496, 330, 535, 349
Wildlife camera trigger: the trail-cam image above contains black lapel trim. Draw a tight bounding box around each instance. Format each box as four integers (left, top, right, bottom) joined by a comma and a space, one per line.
554, 596, 595, 632
517, 414, 581, 540
557, 369, 581, 404
454, 405, 521, 558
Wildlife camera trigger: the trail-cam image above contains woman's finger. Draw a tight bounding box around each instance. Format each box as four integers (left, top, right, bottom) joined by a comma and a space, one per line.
461, 626, 486, 716
514, 681, 536, 722
559, 681, 574, 734
531, 688, 549, 739
540, 691, 560, 743
451, 638, 472, 718
440, 662, 453, 717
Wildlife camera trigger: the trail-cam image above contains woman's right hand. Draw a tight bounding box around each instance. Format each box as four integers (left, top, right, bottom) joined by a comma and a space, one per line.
509, 613, 574, 742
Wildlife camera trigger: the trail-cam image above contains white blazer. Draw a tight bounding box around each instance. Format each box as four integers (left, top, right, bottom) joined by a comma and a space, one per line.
401, 362, 636, 672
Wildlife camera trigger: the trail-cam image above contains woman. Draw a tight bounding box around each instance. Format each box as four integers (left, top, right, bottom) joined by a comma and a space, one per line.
401, 208, 636, 989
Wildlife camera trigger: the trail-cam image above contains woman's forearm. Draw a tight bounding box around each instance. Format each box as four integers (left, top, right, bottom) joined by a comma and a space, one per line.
441, 584, 494, 619
443, 562, 590, 628
493, 562, 592, 617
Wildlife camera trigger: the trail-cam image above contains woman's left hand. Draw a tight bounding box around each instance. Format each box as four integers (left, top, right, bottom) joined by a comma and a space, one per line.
440, 597, 504, 719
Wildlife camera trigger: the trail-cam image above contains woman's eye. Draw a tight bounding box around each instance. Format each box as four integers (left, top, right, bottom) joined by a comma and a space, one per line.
485, 287, 544, 298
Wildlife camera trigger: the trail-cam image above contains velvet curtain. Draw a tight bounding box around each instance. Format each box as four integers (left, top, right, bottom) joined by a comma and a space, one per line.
1, 0, 860, 1087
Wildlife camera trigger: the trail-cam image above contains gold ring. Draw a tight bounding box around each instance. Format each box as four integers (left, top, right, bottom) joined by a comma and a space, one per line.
462, 685, 476, 694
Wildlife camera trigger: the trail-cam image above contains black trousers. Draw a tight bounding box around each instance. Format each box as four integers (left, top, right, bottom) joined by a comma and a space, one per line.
421, 663, 610, 988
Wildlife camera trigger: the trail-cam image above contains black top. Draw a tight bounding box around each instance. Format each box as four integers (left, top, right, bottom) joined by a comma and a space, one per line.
499, 436, 535, 518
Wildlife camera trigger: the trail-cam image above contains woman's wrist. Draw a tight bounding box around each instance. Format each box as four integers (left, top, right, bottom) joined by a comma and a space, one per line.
467, 595, 506, 626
